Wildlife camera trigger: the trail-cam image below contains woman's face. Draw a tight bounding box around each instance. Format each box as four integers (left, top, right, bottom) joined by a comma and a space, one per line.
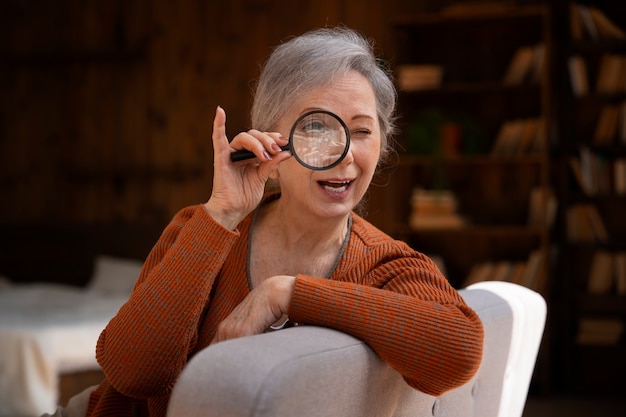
273, 70, 381, 220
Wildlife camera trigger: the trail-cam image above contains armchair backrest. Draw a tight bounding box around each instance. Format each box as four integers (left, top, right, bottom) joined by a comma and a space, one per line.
167, 281, 546, 417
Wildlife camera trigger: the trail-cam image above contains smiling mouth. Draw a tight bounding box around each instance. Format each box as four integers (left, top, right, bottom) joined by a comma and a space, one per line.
318, 180, 352, 193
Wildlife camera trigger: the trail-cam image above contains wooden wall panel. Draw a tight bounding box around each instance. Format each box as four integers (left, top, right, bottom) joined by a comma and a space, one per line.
0, 0, 400, 226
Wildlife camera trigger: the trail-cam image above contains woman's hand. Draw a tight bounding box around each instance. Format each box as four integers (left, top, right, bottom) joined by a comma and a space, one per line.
210, 275, 296, 344
204, 106, 290, 230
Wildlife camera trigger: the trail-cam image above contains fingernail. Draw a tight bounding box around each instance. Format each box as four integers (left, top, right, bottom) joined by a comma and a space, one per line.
271, 143, 281, 152
263, 151, 272, 161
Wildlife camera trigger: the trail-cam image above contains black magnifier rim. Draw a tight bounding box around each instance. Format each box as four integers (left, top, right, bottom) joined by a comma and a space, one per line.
229, 110, 350, 170
289, 109, 350, 171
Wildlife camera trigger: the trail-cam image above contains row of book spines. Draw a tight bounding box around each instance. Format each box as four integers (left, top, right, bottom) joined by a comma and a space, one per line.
587, 250, 626, 296
577, 317, 623, 346
591, 102, 626, 146
569, 54, 626, 97
566, 203, 608, 244
570, 3, 626, 43
490, 117, 546, 156
396, 42, 544, 92
409, 186, 556, 230
462, 250, 544, 291
569, 151, 626, 196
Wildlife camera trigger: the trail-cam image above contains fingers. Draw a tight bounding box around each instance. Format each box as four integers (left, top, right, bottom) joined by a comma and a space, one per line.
210, 276, 296, 345
212, 106, 229, 157
230, 131, 289, 163
213, 106, 289, 164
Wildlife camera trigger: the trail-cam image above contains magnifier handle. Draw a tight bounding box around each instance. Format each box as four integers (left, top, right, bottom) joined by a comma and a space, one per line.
230, 145, 290, 162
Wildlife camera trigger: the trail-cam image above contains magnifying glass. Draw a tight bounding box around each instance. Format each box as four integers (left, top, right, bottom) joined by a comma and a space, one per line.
230, 110, 350, 171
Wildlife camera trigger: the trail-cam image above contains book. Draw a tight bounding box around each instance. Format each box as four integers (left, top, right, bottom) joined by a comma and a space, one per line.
528, 117, 547, 153
516, 118, 541, 155
567, 205, 591, 242
569, 3, 626, 43
614, 252, 626, 295
585, 204, 609, 243
491, 261, 514, 283
409, 188, 465, 230
587, 250, 614, 295
593, 105, 620, 145
410, 188, 458, 215
397, 65, 444, 91
409, 213, 465, 230
521, 250, 543, 290
614, 158, 626, 195
491, 120, 523, 156
463, 252, 544, 291
570, 147, 615, 195
527, 186, 557, 229
570, 4, 584, 40
529, 44, 546, 84
503, 46, 536, 86
491, 118, 543, 156
587, 6, 626, 40
617, 101, 626, 145
566, 204, 609, 243
508, 262, 528, 286
579, 147, 596, 195
569, 157, 593, 195
596, 55, 626, 94
463, 262, 495, 287
577, 317, 623, 346
568, 55, 589, 96
576, 4, 600, 41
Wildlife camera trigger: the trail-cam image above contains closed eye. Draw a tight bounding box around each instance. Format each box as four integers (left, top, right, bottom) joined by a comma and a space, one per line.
351, 129, 372, 138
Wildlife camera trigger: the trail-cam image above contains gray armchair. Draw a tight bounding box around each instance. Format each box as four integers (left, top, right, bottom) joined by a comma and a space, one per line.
167, 281, 547, 417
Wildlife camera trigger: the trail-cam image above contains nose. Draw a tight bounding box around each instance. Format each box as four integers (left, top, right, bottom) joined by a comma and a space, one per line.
339, 142, 354, 166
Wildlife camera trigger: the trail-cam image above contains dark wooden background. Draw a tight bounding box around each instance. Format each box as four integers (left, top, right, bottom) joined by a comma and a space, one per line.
0, 0, 407, 228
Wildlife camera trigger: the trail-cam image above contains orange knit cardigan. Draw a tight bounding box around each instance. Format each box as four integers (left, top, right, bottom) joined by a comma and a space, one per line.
86, 204, 483, 417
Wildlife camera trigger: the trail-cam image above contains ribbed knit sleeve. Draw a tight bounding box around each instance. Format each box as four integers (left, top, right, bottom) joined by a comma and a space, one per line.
95, 205, 240, 399
287, 215, 484, 396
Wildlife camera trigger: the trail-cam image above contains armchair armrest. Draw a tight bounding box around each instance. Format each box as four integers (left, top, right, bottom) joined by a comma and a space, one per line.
167, 281, 546, 417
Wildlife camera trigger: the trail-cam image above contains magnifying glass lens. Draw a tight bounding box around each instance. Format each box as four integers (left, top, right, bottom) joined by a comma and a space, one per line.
290, 111, 349, 170
229, 110, 349, 170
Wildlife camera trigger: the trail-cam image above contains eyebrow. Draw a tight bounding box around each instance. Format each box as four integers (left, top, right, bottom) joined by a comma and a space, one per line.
351, 114, 375, 122
299, 108, 375, 123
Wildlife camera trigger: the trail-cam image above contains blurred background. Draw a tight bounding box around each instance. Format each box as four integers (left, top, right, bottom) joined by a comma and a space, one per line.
1, 0, 625, 415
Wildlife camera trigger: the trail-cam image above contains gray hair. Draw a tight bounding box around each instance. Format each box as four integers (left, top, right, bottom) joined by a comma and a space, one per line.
250, 27, 397, 164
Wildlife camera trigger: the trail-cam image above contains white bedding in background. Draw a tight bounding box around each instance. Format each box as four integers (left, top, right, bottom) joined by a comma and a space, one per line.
0, 255, 142, 417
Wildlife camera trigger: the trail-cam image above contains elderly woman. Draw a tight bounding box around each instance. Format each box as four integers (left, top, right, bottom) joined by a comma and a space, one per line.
81, 27, 483, 417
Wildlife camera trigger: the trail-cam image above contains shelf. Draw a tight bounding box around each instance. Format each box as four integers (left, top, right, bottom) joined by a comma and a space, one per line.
554, 0, 626, 395
577, 294, 626, 314
571, 39, 626, 54
0, 49, 147, 68
60, 166, 206, 182
384, 2, 553, 392
397, 154, 545, 166
390, 224, 544, 238
398, 82, 542, 95
568, 192, 626, 203
392, 5, 546, 27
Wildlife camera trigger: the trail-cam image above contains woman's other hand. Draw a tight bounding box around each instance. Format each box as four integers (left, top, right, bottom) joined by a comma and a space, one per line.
204, 106, 290, 229
210, 275, 296, 344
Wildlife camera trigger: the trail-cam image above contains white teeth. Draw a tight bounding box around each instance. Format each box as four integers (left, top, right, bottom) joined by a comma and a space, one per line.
320, 181, 350, 193
323, 184, 348, 193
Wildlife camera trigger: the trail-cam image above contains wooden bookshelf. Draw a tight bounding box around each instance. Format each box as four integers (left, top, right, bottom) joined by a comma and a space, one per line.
381, 4, 552, 295
552, 0, 626, 396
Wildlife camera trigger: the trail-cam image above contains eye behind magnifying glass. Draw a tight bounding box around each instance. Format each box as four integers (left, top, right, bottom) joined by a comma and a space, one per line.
230, 110, 350, 170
